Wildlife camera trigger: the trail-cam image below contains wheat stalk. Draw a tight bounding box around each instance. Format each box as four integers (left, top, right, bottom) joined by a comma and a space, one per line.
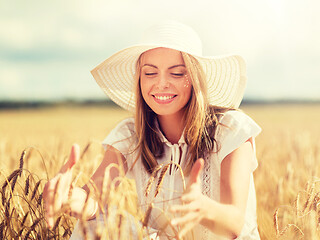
145, 164, 164, 197
24, 174, 30, 196
19, 150, 26, 174
24, 218, 41, 239
21, 211, 29, 227
31, 180, 41, 201
274, 208, 280, 236
303, 183, 315, 213
154, 164, 170, 198
52, 215, 62, 232
2, 169, 21, 192
143, 203, 153, 228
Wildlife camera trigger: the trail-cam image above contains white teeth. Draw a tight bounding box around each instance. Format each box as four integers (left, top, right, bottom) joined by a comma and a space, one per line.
154, 95, 174, 101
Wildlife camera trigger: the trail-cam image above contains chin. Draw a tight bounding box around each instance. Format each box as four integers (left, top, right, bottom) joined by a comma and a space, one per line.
153, 109, 174, 116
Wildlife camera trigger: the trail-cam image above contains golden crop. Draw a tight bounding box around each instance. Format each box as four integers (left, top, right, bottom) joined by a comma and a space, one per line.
0, 104, 319, 239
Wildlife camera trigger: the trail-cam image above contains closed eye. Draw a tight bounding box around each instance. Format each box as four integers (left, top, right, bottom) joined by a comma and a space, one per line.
171, 73, 185, 77
145, 73, 157, 76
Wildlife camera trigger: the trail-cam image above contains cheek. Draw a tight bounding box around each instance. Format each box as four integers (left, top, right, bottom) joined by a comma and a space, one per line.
185, 85, 193, 105
140, 77, 146, 90
140, 78, 151, 99
181, 78, 192, 98
183, 76, 190, 88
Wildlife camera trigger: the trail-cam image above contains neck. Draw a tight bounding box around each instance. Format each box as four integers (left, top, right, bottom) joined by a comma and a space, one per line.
157, 111, 185, 144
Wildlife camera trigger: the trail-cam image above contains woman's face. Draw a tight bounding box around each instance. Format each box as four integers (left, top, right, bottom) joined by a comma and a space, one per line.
139, 47, 192, 118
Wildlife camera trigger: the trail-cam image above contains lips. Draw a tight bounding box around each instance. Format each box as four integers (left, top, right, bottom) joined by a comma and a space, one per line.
152, 94, 177, 104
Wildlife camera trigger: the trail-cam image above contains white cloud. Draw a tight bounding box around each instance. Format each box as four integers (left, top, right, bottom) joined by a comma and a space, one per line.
0, 60, 105, 100
0, 0, 319, 101
0, 66, 23, 89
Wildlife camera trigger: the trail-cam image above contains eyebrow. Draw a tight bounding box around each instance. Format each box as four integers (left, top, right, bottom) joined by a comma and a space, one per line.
169, 64, 186, 69
142, 64, 186, 69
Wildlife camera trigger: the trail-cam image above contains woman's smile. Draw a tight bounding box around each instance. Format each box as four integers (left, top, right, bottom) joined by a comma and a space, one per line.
152, 94, 177, 104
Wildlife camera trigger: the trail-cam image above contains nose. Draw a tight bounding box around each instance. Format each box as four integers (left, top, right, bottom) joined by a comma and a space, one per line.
156, 74, 170, 89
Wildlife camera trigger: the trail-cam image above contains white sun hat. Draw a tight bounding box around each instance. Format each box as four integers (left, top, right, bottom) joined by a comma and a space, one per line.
91, 21, 247, 112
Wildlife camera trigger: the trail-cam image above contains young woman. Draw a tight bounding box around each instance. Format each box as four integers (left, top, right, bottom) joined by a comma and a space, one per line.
43, 21, 261, 239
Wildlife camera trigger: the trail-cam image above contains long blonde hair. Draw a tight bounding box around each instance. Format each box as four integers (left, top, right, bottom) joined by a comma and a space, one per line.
134, 50, 231, 174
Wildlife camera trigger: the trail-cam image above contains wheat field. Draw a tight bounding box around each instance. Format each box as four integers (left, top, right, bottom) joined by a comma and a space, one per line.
1, 104, 320, 239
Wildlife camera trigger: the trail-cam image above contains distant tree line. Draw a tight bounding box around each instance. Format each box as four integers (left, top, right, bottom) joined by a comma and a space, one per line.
0, 99, 319, 110
0, 100, 117, 109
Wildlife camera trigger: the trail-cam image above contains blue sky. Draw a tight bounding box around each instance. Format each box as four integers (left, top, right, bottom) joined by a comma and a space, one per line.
0, 0, 319, 101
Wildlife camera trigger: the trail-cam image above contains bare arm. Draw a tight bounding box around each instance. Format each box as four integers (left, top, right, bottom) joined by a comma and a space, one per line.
83, 145, 128, 195
201, 138, 253, 238
171, 138, 254, 239
77, 145, 127, 219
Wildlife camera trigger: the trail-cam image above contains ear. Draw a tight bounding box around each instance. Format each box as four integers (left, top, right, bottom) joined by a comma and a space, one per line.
188, 158, 204, 186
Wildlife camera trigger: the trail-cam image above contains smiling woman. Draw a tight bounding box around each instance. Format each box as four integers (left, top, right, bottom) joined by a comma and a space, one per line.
43, 21, 262, 240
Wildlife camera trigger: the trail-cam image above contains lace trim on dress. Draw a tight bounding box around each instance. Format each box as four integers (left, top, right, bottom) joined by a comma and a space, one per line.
202, 155, 211, 197
201, 156, 211, 240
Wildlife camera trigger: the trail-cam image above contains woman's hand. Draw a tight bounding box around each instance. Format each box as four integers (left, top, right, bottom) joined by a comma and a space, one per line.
43, 144, 80, 228
170, 158, 207, 239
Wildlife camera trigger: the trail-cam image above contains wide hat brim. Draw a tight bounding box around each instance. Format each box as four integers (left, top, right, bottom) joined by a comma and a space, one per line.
91, 44, 247, 112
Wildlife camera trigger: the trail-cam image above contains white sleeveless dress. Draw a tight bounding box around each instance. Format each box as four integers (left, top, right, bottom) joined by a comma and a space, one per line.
70, 110, 261, 240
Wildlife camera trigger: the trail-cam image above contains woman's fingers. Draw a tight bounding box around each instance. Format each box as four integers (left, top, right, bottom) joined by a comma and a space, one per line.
171, 211, 202, 238
171, 211, 197, 225
171, 201, 197, 213
181, 184, 202, 202
169, 159, 205, 238
44, 175, 70, 228
44, 144, 80, 228
68, 143, 80, 169
59, 143, 80, 174
52, 144, 79, 208
178, 217, 201, 239
188, 158, 204, 187
43, 179, 57, 228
